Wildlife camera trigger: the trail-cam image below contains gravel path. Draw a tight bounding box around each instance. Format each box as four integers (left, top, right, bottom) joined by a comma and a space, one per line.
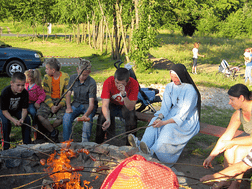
97, 83, 232, 110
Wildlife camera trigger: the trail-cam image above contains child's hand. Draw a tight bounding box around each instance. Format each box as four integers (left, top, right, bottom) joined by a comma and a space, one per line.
13, 119, 23, 126
34, 103, 40, 109
13, 119, 19, 126
153, 119, 164, 128
51, 106, 59, 114
66, 107, 73, 113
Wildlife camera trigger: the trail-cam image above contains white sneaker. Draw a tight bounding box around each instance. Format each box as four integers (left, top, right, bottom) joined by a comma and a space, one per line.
140, 141, 151, 154
128, 134, 138, 147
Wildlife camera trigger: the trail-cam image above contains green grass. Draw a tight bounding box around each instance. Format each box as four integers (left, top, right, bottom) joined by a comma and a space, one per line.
1, 29, 250, 89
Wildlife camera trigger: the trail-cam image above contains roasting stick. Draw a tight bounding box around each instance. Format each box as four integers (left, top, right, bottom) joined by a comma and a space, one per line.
22, 123, 61, 148
12, 170, 63, 189
0, 172, 47, 178
78, 120, 211, 168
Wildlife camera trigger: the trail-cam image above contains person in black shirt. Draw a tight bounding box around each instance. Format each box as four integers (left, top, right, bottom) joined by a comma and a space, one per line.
0, 72, 31, 150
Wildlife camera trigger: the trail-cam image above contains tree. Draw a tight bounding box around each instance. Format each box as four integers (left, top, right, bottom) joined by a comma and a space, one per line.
130, 0, 159, 70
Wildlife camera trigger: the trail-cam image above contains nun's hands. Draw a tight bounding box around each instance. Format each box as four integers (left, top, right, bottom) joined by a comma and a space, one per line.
152, 119, 164, 128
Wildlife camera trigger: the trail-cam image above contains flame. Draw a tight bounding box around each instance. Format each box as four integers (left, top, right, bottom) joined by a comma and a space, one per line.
44, 140, 93, 189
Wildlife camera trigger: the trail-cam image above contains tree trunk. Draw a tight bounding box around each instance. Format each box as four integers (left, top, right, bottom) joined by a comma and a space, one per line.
87, 15, 92, 48
129, 3, 135, 53
98, 0, 113, 57
135, 0, 139, 29
111, 24, 115, 59
113, 3, 120, 60
43, 23, 45, 42
32, 24, 35, 41
77, 24, 80, 44
84, 23, 87, 44
116, 3, 130, 62
99, 19, 103, 52
82, 23, 84, 43
105, 18, 108, 54
92, 13, 97, 49
73, 24, 76, 42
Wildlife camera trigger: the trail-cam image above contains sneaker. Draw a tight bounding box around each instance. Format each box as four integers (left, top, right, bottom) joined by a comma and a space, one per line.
140, 141, 151, 154
128, 134, 138, 147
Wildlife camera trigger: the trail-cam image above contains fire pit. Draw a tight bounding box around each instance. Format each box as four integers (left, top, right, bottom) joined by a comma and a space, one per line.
0, 141, 186, 189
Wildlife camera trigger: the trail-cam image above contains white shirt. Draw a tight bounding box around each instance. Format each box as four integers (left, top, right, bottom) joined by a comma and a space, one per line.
192, 48, 198, 58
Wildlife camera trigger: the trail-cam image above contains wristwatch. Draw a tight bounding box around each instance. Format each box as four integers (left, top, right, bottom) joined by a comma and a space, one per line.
122, 92, 127, 98
156, 114, 164, 120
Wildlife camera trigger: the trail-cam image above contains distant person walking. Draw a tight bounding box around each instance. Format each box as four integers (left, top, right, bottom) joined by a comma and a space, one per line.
244, 48, 252, 85
192, 42, 205, 74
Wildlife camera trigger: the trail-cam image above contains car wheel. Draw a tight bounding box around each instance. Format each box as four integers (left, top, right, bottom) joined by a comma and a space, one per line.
6, 60, 25, 77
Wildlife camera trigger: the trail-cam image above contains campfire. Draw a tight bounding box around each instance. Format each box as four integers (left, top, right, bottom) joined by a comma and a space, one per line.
41, 140, 94, 189
0, 140, 184, 189
0, 140, 141, 189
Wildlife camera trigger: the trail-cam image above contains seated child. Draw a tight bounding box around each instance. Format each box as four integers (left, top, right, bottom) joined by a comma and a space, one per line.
37, 57, 69, 142
63, 59, 98, 142
24, 69, 46, 139
0, 72, 31, 150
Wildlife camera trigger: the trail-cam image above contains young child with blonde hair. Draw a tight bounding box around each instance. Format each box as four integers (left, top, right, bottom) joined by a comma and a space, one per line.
37, 57, 69, 142
192, 42, 205, 74
24, 69, 46, 139
244, 48, 252, 85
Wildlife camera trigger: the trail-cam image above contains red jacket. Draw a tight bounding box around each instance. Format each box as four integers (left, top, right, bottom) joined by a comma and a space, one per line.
25, 83, 46, 104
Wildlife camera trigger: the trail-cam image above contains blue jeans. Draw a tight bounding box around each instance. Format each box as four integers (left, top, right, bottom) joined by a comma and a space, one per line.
27, 103, 37, 126
62, 104, 97, 142
0, 110, 31, 150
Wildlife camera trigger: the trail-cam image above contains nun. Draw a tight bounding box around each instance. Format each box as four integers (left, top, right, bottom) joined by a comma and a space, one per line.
128, 63, 201, 165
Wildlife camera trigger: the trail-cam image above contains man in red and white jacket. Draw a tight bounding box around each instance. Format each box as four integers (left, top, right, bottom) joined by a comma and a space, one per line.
95, 68, 139, 145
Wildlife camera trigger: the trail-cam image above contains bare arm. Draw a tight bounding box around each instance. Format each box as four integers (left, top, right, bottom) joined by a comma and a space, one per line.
21, 109, 28, 121
200, 161, 250, 184
83, 98, 95, 117
117, 83, 137, 111
122, 96, 137, 111
153, 117, 175, 128
65, 91, 73, 113
203, 110, 241, 168
2, 110, 19, 126
101, 99, 111, 130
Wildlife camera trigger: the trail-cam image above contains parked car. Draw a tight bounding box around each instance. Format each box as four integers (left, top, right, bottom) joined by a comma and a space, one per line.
0, 41, 44, 76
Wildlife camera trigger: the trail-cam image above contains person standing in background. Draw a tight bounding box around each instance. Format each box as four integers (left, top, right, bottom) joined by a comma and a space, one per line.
244, 48, 252, 85
192, 42, 205, 74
